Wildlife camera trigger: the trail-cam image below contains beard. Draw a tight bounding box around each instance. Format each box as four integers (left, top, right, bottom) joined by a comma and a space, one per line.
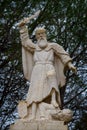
37, 38, 48, 49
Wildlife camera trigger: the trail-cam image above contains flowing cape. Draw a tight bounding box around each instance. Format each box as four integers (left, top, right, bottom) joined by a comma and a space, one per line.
22, 47, 34, 81
54, 54, 66, 87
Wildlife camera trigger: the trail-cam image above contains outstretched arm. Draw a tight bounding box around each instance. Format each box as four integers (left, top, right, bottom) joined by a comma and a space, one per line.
19, 24, 35, 52
52, 43, 76, 73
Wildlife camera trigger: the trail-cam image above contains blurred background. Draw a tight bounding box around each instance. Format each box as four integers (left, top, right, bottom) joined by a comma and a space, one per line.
0, 0, 87, 130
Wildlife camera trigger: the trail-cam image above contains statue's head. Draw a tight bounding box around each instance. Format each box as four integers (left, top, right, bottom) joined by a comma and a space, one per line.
35, 27, 46, 40
35, 27, 48, 48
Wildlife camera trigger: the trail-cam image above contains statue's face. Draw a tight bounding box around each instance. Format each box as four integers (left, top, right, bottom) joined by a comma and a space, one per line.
36, 31, 46, 41
36, 31, 48, 48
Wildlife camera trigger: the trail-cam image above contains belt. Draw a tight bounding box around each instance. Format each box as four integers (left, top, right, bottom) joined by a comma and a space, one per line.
35, 61, 53, 65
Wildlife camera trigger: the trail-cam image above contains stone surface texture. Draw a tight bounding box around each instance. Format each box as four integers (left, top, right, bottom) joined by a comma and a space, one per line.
10, 120, 68, 130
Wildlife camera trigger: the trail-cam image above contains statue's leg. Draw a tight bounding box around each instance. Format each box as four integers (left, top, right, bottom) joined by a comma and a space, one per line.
51, 89, 59, 108
30, 102, 37, 120
39, 103, 46, 119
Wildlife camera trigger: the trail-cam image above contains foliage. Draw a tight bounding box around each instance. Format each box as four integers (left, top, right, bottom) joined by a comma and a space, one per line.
73, 111, 87, 130
0, 0, 87, 130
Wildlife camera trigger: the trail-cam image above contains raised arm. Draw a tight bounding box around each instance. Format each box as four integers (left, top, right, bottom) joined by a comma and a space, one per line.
18, 11, 41, 52
19, 24, 35, 52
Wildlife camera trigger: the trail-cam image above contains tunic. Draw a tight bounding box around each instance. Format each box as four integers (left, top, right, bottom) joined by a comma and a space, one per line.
26, 48, 59, 105
19, 25, 72, 106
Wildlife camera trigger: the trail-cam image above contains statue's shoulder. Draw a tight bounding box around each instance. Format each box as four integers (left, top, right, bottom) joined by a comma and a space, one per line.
48, 42, 62, 48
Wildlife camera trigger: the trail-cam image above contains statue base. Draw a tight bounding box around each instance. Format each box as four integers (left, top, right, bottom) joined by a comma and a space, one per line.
10, 120, 68, 130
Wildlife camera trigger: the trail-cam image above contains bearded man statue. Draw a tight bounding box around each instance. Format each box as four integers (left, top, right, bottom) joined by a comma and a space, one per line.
19, 24, 76, 120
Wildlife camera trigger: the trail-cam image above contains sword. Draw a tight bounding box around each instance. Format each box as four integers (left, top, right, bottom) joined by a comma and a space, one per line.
16, 10, 40, 27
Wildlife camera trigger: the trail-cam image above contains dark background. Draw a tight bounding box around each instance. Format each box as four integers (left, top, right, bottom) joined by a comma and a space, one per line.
0, 0, 87, 130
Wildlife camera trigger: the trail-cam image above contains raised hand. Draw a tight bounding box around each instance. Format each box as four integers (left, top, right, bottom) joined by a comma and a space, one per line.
17, 10, 40, 27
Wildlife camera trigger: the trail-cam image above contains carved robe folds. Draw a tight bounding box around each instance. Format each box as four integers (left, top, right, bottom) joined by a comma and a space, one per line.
20, 25, 72, 107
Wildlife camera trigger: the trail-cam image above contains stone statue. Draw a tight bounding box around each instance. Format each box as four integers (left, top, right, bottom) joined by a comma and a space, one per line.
10, 11, 77, 130
17, 11, 76, 122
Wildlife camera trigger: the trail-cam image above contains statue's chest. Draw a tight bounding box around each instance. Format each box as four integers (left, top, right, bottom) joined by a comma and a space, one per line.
34, 49, 54, 61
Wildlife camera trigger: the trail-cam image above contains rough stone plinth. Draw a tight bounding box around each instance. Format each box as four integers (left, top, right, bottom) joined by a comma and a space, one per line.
10, 120, 68, 130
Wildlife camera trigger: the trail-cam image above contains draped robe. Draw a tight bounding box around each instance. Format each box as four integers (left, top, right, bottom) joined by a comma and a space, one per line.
20, 26, 72, 106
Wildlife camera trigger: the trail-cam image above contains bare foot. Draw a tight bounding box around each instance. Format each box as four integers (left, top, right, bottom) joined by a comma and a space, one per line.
28, 116, 36, 121
40, 116, 48, 120
20, 116, 36, 122
40, 116, 45, 119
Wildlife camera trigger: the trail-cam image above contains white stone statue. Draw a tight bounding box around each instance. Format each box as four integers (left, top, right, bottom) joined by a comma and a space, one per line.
17, 12, 76, 122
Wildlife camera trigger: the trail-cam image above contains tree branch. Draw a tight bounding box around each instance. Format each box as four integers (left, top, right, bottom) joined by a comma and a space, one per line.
64, 87, 87, 106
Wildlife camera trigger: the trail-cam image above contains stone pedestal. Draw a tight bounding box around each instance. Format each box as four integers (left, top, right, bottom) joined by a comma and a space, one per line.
10, 120, 68, 130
